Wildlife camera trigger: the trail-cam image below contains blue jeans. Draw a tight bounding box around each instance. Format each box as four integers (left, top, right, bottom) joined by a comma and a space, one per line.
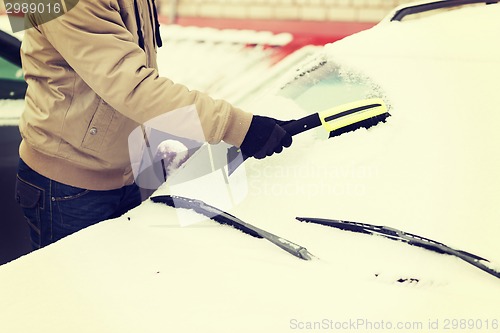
15, 159, 142, 249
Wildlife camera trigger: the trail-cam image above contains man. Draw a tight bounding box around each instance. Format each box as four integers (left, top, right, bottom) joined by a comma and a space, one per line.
15, 0, 292, 249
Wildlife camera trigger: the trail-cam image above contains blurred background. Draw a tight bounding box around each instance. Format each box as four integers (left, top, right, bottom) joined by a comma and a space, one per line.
150, 0, 416, 54
1, 0, 416, 25
158, 0, 413, 23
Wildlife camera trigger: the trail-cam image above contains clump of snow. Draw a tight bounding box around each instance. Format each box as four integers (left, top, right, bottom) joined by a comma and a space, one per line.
154, 139, 189, 177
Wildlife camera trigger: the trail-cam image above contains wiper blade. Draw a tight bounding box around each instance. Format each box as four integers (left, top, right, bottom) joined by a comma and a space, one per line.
296, 217, 500, 279
151, 195, 313, 260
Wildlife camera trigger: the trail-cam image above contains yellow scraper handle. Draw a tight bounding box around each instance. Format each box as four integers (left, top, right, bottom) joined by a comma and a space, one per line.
282, 98, 389, 136
318, 98, 387, 132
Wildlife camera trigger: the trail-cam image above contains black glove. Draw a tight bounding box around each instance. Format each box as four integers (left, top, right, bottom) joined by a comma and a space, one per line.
240, 115, 293, 159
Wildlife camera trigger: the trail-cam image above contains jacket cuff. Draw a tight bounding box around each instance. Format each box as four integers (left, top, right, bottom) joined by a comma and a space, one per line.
222, 108, 253, 147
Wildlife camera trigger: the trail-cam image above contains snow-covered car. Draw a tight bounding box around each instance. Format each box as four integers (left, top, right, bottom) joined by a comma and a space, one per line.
1, 1, 500, 332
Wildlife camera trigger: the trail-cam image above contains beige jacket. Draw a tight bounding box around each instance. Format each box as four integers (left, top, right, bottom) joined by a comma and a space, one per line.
19, 0, 252, 190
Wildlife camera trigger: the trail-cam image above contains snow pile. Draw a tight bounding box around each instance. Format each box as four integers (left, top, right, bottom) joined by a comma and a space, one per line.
154, 139, 189, 177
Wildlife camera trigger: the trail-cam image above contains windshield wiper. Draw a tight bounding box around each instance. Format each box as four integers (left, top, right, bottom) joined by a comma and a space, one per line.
296, 217, 500, 279
151, 195, 313, 260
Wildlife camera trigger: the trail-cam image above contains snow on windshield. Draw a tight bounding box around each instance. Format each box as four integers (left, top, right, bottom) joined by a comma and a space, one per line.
238, 3, 500, 258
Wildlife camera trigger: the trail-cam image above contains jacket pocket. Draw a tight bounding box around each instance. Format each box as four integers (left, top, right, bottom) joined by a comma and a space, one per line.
82, 99, 116, 152
15, 175, 43, 209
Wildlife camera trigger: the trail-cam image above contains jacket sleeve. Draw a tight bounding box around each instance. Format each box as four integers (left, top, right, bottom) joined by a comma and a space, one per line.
33, 0, 252, 146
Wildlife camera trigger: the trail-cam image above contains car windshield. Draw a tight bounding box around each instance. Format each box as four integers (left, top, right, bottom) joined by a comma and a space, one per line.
278, 59, 385, 114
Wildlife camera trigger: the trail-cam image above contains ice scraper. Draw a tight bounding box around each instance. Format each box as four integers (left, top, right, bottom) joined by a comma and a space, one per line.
227, 98, 390, 175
